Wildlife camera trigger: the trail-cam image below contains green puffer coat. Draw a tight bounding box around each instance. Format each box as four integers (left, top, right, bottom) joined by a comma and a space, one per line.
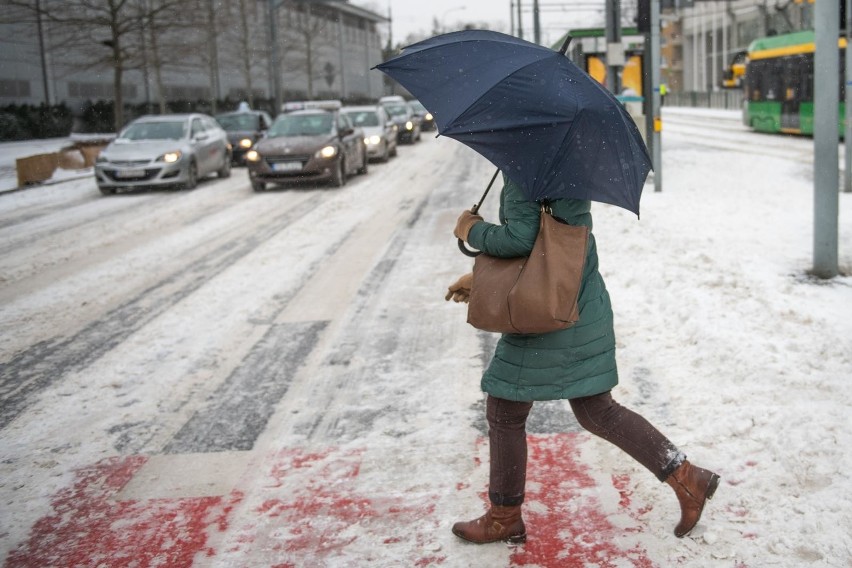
466, 175, 618, 402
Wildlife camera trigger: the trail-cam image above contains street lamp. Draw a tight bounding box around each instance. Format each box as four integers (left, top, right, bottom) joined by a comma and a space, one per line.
441, 6, 467, 32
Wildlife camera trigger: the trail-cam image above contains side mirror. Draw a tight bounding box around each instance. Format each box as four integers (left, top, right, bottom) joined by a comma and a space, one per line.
339, 127, 354, 137
194, 132, 209, 142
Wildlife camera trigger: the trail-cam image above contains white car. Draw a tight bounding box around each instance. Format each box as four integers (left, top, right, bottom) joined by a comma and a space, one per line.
95, 113, 231, 195
341, 105, 398, 162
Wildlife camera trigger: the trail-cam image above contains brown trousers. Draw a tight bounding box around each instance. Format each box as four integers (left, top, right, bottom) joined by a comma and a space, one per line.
487, 392, 685, 506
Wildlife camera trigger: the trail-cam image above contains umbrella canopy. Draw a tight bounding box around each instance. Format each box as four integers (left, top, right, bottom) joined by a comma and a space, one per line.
374, 30, 652, 216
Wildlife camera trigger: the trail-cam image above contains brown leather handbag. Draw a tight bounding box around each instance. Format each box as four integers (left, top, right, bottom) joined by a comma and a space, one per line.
467, 207, 589, 334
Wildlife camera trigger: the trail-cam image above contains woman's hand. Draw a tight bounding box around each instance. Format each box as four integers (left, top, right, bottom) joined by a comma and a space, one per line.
454, 210, 483, 242
445, 272, 473, 303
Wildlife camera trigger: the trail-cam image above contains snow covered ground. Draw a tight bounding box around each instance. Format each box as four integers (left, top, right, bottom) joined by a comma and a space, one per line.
0, 108, 850, 567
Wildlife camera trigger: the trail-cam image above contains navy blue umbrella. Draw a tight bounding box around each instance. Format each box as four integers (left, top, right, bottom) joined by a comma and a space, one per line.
374, 30, 651, 216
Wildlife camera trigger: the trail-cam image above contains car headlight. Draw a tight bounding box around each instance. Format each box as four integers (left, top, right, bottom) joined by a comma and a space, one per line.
366, 135, 381, 145
405, 121, 413, 131
156, 151, 182, 163
425, 112, 433, 121
96, 155, 108, 163
316, 145, 337, 159
239, 138, 253, 148
246, 150, 260, 162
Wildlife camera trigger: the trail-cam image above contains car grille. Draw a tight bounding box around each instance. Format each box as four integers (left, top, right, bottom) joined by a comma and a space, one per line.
109, 159, 151, 167
265, 155, 310, 165
103, 168, 160, 181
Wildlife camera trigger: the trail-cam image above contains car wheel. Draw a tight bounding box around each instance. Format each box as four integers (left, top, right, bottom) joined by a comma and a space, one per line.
390, 143, 398, 158
182, 160, 198, 190
217, 153, 231, 178
357, 149, 369, 175
251, 180, 266, 192
330, 159, 346, 188
380, 141, 390, 163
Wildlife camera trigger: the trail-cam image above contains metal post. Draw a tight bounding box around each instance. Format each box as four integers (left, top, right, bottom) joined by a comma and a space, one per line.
267, 0, 282, 115
722, 4, 727, 88
35, 0, 50, 105
845, 0, 852, 193
533, 0, 541, 44
510, 1, 514, 36
650, 0, 662, 192
813, 0, 840, 278
711, 4, 717, 90
605, 0, 622, 94
337, 15, 347, 100
517, 0, 523, 39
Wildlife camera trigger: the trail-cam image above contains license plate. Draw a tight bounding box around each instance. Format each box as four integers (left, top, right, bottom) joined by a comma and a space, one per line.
115, 169, 145, 178
272, 162, 302, 172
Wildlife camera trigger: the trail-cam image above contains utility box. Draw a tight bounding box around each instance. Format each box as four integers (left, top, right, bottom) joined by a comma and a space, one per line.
16, 153, 59, 187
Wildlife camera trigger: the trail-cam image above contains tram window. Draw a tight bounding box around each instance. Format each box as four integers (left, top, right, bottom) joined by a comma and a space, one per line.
801, 56, 814, 102
747, 60, 769, 101
781, 55, 807, 103
762, 60, 783, 101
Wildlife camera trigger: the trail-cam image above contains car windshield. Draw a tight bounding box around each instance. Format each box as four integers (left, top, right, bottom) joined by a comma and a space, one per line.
344, 110, 379, 127
268, 113, 334, 137
216, 114, 259, 131
384, 104, 409, 118
409, 101, 427, 113
118, 121, 186, 141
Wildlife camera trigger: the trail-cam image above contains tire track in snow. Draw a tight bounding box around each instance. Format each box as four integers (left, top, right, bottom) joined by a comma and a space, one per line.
0, 196, 318, 430
0, 180, 243, 279
164, 320, 328, 453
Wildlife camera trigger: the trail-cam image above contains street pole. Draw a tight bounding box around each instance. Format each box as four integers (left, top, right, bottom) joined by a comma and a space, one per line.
650, 0, 661, 192
518, 0, 524, 39
813, 0, 840, 278
845, 0, 852, 193
267, 0, 283, 116
605, 0, 622, 94
517, 0, 523, 39
35, 0, 50, 105
533, 0, 541, 44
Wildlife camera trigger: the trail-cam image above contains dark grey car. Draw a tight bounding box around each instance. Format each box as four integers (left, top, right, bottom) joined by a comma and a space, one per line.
215, 110, 273, 166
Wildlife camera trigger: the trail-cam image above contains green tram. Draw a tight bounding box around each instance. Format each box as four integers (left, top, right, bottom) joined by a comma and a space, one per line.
744, 30, 846, 135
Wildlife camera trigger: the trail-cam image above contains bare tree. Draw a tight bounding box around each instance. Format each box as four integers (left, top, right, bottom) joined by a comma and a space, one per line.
3, 0, 181, 130
216, 0, 268, 107
281, 1, 339, 99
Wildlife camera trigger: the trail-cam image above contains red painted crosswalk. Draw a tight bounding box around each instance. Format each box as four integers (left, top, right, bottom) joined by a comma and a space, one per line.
6, 434, 679, 567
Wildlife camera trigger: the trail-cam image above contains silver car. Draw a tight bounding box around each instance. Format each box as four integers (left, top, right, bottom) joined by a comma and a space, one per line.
94, 113, 232, 195
341, 105, 398, 162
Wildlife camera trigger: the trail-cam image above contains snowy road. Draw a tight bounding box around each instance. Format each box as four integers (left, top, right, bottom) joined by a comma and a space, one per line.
1, 110, 851, 567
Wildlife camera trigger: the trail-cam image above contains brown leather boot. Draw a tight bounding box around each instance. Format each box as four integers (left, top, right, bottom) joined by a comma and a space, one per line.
451, 505, 526, 544
665, 460, 720, 537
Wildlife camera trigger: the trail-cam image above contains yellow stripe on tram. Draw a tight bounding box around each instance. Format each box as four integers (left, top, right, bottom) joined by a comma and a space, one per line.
750, 37, 847, 61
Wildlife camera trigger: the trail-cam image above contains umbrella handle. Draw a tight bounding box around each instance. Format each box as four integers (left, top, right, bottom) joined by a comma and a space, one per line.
458, 238, 481, 257
456, 168, 499, 258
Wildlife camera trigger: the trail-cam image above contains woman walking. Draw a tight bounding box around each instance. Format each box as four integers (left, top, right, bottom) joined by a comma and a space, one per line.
446, 174, 719, 544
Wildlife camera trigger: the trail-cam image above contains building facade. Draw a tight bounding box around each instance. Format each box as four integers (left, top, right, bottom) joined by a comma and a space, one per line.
0, 0, 388, 117
666, 0, 817, 93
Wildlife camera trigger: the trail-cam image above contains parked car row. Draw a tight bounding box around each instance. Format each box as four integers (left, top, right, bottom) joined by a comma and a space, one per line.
93, 97, 434, 195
